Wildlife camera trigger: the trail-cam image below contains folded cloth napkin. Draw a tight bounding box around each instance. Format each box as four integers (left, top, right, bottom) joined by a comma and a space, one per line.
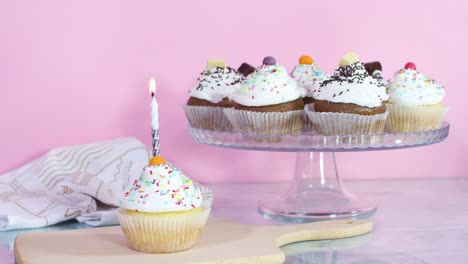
0, 138, 151, 231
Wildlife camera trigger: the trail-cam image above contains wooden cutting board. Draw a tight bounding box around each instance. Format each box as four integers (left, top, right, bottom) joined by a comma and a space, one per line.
15, 218, 372, 264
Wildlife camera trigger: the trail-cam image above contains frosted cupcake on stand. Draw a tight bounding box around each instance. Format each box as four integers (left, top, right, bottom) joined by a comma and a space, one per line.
291, 55, 329, 132
305, 52, 389, 135
385, 62, 448, 132
225, 56, 305, 135
184, 59, 244, 131
291, 55, 330, 105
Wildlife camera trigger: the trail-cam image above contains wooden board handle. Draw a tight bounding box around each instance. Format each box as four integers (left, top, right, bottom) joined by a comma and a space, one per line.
271, 219, 373, 246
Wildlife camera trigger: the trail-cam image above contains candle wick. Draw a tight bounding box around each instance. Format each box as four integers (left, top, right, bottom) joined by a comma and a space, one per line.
151, 92, 155, 98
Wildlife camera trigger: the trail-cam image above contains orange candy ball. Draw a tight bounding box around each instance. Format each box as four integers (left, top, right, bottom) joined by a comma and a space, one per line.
149, 156, 166, 166
299, 55, 314, 65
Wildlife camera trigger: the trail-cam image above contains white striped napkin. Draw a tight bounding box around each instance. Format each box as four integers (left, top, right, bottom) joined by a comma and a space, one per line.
0, 138, 151, 231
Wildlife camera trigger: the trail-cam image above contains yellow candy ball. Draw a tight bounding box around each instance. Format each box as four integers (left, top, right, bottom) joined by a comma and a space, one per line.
299, 55, 314, 65
149, 156, 166, 166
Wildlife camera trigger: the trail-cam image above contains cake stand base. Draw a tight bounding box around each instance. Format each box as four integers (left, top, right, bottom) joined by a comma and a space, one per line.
258, 152, 376, 222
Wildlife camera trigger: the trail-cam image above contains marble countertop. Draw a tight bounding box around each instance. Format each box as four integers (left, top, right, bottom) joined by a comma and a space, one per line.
1, 178, 467, 263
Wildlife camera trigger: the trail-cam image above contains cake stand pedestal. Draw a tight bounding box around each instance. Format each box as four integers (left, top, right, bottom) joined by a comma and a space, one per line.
188, 122, 449, 222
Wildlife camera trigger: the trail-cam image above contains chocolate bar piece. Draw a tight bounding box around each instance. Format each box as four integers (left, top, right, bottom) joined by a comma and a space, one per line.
237, 63, 256, 77
364, 61, 383, 76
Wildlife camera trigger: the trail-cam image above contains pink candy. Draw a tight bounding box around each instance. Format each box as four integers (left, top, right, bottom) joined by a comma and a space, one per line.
405, 62, 417, 70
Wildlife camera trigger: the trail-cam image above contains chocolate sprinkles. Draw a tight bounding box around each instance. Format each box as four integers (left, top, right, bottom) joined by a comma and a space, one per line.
195, 67, 243, 91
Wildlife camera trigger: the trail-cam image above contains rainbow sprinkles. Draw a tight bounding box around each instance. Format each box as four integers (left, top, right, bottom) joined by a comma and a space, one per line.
122, 157, 202, 212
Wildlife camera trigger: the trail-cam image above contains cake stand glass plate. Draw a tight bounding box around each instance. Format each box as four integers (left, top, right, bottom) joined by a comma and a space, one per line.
188, 122, 450, 222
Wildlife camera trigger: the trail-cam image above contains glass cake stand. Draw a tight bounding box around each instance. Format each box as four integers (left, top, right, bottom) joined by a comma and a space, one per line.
188, 122, 450, 222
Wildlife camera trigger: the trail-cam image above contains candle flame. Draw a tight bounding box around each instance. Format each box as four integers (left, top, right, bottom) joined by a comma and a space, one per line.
149, 77, 156, 97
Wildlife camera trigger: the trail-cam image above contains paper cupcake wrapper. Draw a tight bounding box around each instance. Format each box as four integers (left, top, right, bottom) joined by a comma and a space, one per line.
302, 105, 314, 133
305, 104, 388, 135
385, 104, 448, 133
223, 108, 303, 135
117, 206, 211, 253
184, 105, 233, 131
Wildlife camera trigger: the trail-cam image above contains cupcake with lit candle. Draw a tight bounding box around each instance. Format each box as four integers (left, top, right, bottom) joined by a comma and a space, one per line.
224, 56, 305, 135
184, 59, 245, 131
116, 156, 211, 253
291, 55, 330, 105
305, 52, 389, 135
385, 62, 448, 132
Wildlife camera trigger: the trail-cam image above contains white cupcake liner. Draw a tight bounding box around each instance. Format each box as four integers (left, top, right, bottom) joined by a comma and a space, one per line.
305, 104, 388, 135
184, 105, 233, 131
302, 105, 314, 133
385, 104, 448, 133
223, 108, 303, 135
117, 206, 211, 253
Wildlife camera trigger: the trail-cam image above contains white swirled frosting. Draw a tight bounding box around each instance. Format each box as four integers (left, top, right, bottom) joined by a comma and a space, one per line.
122, 162, 202, 213
230, 64, 304, 107
189, 67, 243, 103
387, 68, 445, 106
291, 64, 329, 98
371, 70, 388, 87
314, 62, 389, 108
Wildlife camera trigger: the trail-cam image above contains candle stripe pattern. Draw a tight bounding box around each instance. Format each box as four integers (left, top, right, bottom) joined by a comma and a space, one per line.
151, 129, 160, 157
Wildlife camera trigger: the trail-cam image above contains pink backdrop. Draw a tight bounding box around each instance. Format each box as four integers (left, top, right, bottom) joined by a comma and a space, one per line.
1, 0, 467, 182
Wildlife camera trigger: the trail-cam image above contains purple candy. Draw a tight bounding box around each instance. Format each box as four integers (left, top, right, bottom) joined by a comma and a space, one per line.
262, 56, 276, 65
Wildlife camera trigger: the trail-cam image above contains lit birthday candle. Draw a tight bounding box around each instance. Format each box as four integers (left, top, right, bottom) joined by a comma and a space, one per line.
149, 77, 160, 157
